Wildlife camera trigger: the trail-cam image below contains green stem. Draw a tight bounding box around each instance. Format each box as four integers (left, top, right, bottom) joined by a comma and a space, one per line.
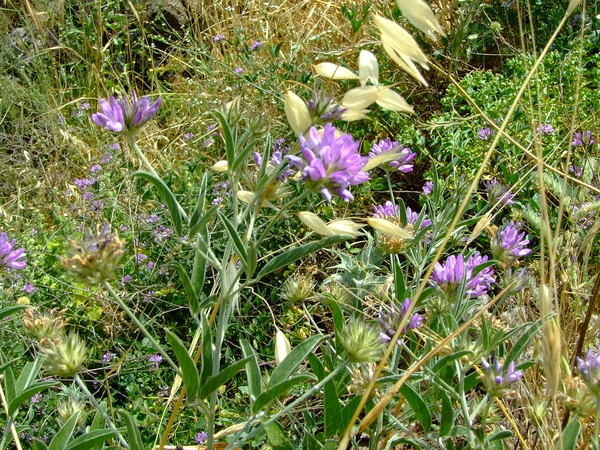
595, 400, 600, 449
104, 281, 179, 372
75, 374, 129, 449
386, 171, 396, 204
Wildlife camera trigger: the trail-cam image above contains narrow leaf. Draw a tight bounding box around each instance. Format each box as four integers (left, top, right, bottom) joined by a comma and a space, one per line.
555, 418, 581, 450
170, 262, 199, 316
214, 110, 236, 166
199, 356, 251, 400
269, 335, 325, 388
323, 379, 342, 437
252, 375, 313, 413
188, 205, 218, 241
218, 211, 248, 269
188, 172, 209, 237
48, 411, 80, 450
191, 229, 211, 304
89, 401, 107, 432
117, 409, 144, 450
165, 329, 200, 402
439, 391, 453, 436
8, 381, 56, 416
65, 429, 117, 450
15, 359, 42, 395
240, 339, 262, 404
200, 313, 213, 385
32, 439, 49, 450
0, 305, 27, 321
132, 171, 183, 236
400, 383, 432, 432
504, 320, 542, 367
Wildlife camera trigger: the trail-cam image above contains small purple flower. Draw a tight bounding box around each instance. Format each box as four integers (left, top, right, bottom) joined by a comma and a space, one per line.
287, 123, 369, 202
569, 165, 583, 177
234, 67, 243, 74
183, 132, 194, 140
491, 222, 531, 262
430, 253, 495, 298
136, 253, 148, 263
195, 431, 208, 445
89, 164, 102, 174
102, 352, 116, 364
74, 178, 96, 190
372, 202, 431, 228
146, 214, 160, 224
92, 91, 162, 135
378, 298, 423, 345
30, 392, 43, 404
146, 261, 155, 270
481, 358, 524, 396
148, 354, 163, 369
202, 139, 214, 148
537, 123, 554, 135
80, 102, 91, 111
90, 200, 104, 211
83, 192, 94, 201
109, 143, 121, 151
249, 40, 261, 51
0, 233, 26, 270
307, 92, 347, 124
153, 225, 173, 242
477, 127, 494, 140
22, 283, 36, 294
577, 345, 600, 397
369, 139, 416, 173
372, 201, 401, 218
572, 130, 595, 147
120, 274, 132, 285
485, 178, 515, 205
422, 181, 434, 195
213, 34, 225, 43
100, 152, 113, 164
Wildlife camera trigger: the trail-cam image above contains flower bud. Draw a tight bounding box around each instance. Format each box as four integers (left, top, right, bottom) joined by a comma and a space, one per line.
339, 320, 382, 363
23, 307, 66, 342
211, 160, 229, 172
274, 328, 291, 366
40, 333, 87, 377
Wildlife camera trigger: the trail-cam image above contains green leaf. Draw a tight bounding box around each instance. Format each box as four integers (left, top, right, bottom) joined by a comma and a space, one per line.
132, 171, 183, 236
439, 391, 453, 436
165, 329, 200, 402
214, 110, 236, 165
89, 401, 107, 432
256, 236, 349, 280
341, 396, 362, 434
218, 211, 248, 269
170, 262, 199, 316
199, 356, 251, 400
323, 379, 342, 437
400, 383, 431, 432
555, 418, 581, 450
329, 301, 344, 335
432, 351, 472, 373
487, 430, 513, 443
269, 335, 325, 388
392, 255, 406, 302
32, 439, 49, 450
48, 411, 80, 450
253, 375, 313, 413
240, 339, 262, 404
189, 205, 218, 242
191, 229, 211, 306
200, 313, 213, 385
232, 135, 261, 172
188, 172, 209, 237
504, 320, 542, 367
15, 359, 42, 395
117, 409, 144, 450
0, 305, 27, 321
65, 429, 117, 450
265, 421, 293, 450
8, 381, 55, 416
0, 349, 16, 404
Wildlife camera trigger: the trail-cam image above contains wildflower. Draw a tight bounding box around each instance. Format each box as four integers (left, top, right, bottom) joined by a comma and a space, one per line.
537, 123, 554, 135
23, 307, 66, 342
109, 143, 121, 150
23, 283, 36, 294
368, 139, 416, 172
61, 222, 124, 285
572, 130, 595, 147
569, 165, 583, 177
213, 34, 225, 43
91, 91, 161, 135
429, 253, 495, 298
577, 345, 600, 398
148, 354, 163, 369
477, 127, 493, 140
307, 92, 347, 125
183, 132, 194, 140
0, 232, 26, 270
395, 0, 446, 41
100, 152, 113, 164
90, 200, 104, 211
369, 202, 429, 253
284, 91, 312, 135
339, 320, 383, 363
136, 253, 148, 264
102, 352, 116, 364
89, 164, 102, 174
73, 178, 96, 190
491, 222, 531, 262
39, 333, 87, 377
485, 178, 515, 205
195, 432, 208, 445
481, 358, 524, 397
146, 261, 155, 270
146, 214, 160, 224
298, 211, 364, 237
287, 124, 369, 202
422, 181, 434, 195
234, 67, 243, 74
249, 40, 261, 51
80, 102, 91, 111
378, 298, 423, 345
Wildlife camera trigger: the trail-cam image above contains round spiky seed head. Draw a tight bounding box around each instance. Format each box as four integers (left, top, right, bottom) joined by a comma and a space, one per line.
39, 333, 87, 377
57, 397, 86, 424
281, 273, 315, 303
339, 319, 382, 363
23, 307, 66, 342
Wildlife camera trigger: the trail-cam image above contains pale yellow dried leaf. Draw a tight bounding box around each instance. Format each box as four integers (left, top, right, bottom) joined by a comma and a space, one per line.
327, 219, 365, 237
341, 86, 379, 110
373, 15, 429, 67
396, 0, 446, 41
375, 87, 414, 114
313, 62, 359, 80
367, 217, 414, 239
358, 50, 379, 86
211, 160, 229, 172
298, 211, 334, 236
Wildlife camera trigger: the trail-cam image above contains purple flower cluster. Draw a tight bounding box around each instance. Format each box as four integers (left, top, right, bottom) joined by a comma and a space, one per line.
491, 222, 531, 262
572, 130, 595, 147
92, 91, 161, 135
477, 127, 494, 140
481, 358, 523, 396
148, 354, 163, 369
213, 34, 225, 43
288, 124, 369, 202
369, 139, 416, 173
307, 92, 347, 124
378, 298, 423, 345
249, 40, 261, 51
211, 181, 230, 205
372, 201, 431, 228
74, 178, 96, 191
23, 283, 36, 294
577, 345, 600, 397
102, 352, 116, 364
485, 178, 515, 205
422, 181, 434, 195
536, 123, 554, 135
0, 232, 26, 270
430, 253, 495, 298
195, 432, 208, 445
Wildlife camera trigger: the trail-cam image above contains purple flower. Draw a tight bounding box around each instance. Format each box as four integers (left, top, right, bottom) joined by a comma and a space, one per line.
146, 261, 155, 270
195, 431, 208, 445
0, 233, 26, 270
80, 102, 91, 111
92, 91, 162, 135
136, 253, 148, 263
422, 181, 434, 195
430, 253, 495, 298
183, 132, 194, 140
22, 283, 36, 294
577, 345, 600, 397
120, 274, 132, 285
90, 200, 104, 211
100, 152, 113, 164
378, 298, 423, 345
74, 178, 96, 190
30, 393, 43, 404
372, 201, 401, 218
307, 92, 347, 124
572, 130, 595, 147
477, 127, 493, 140
234, 67, 243, 74
213, 34, 225, 43
481, 358, 523, 396
492, 222, 531, 261
109, 143, 121, 150
368, 139, 416, 173
485, 178, 515, 205
102, 352, 116, 364
89, 164, 102, 174
148, 354, 163, 369
372, 202, 431, 228
287, 124, 369, 202
249, 40, 261, 51
536, 123, 554, 135
146, 214, 160, 224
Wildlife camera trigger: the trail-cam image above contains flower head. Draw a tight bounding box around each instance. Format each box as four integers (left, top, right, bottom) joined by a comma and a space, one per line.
92, 91, 161, 135
491, 222, 531, 262
339, 320, 383, 363
378, 298, 423, 345
537, 123, 554, 135
287, 124, 369, 202
368, 139, 416, 173
307, 92, 347, 125
39, 333, 87, 377
572, 130, 595, 147
485, 178, 515, 205
477, 127, 494, 140
370, 202, 429, 253
213, 34, 225, 43
577, 345, 600, 398
23, 307, 66, 342
195, 432, 208, 445
249, 40, 261, 51
0, 232, 26, 270
422, 181, 434, 195
481, 358, 524, 397
148, 354, 163, 369
430, 253, 495, 298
